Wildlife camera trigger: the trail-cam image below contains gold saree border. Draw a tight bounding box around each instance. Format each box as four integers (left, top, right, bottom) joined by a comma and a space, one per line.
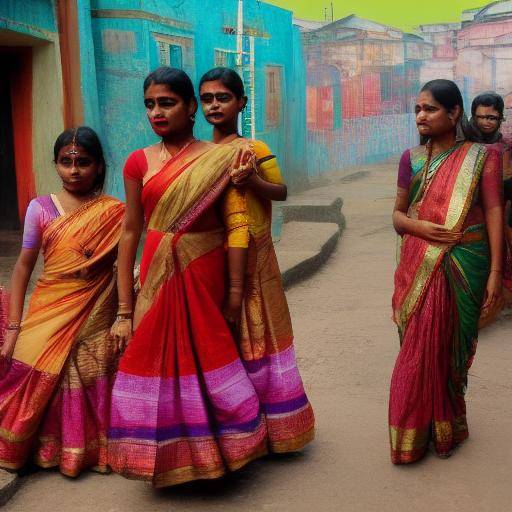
396, 143, 486, 329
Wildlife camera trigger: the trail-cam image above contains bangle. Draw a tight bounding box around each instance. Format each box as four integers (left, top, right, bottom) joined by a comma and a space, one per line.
116, 315, 132, 323
6, 323, 21, 331
490, 269, 503, 273
229, 287, 244, 294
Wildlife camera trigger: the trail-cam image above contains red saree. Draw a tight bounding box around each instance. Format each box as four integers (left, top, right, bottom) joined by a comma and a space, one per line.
0, 196, 124, 476
108, 141, 269, 488
390, 142, 500, 464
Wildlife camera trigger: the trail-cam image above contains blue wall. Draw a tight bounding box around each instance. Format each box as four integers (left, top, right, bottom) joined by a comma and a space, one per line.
86, 0, 308, 196
0, 0, 56, 39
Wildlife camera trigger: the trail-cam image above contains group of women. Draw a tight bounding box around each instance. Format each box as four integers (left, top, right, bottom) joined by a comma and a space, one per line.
0, 66, 510, 483
390, 80, 510, 464
0, 66, 314, 487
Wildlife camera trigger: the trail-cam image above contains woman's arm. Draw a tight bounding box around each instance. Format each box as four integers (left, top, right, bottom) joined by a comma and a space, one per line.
481, 149, 505, 310
392, 187, 461, 243
244, 173, 287, 201
110, 177, 144, 347
1, 248, 39, 358
222, 186, 250, 329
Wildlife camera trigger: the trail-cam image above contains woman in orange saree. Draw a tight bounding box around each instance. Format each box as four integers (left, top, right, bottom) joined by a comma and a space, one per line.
0, 127, 124, 476
389, 80, 503, 464
108, 67, 268, 488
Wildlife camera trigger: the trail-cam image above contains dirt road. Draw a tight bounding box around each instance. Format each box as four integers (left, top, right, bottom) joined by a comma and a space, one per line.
5, 164, 512, 512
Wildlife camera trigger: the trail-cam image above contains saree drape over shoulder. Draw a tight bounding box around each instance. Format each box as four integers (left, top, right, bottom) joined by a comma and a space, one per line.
108, 141, 271, 488
0, 196, 124, 476
389, 142, 501, 464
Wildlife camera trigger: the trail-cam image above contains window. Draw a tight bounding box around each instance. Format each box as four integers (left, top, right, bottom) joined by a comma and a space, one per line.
214, 49, 237, 69
157, 41, 183, 68
266, 66, 282, 127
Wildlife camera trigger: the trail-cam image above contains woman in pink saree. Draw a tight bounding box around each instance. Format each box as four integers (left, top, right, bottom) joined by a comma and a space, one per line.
389, 80, 503, 464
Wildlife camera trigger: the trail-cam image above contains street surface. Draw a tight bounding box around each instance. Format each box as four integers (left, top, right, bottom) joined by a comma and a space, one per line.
5, 163, 512, 512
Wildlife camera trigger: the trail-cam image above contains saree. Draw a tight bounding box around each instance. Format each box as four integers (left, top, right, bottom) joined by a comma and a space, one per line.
389, 142, 492, 464
0, 196, 124, 476
226, 139, 315, 453
108, 141, 269, 488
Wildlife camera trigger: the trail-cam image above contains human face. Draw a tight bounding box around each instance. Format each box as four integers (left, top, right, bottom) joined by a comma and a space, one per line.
474, 105, 502, 135
144, 83, 196, 138
415, 90, 459, 139
199, 80, 246, 128
56, 144, 100, 195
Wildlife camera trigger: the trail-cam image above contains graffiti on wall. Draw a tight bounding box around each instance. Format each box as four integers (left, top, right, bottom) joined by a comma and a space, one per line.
299, 1, 512, 175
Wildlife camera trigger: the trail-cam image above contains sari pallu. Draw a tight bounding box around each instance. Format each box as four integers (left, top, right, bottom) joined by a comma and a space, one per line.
108, 142, 268, 488
390, 142, 490, 464
0, 196, 124, 476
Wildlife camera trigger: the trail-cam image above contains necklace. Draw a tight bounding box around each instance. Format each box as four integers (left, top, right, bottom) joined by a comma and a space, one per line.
159, 137, 196, 162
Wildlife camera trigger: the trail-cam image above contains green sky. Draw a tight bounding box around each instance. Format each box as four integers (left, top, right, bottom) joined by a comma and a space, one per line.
265, 0, 491, 32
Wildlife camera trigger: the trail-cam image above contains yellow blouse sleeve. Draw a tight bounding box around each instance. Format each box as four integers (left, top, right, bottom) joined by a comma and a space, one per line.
252, 140, 284, 185
222, 185, 250, 248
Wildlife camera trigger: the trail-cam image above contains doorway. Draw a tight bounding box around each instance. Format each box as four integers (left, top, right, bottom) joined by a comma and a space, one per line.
0, 54, 19, 230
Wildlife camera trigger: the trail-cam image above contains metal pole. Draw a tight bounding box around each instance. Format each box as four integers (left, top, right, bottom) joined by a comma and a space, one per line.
237, 0, 243, 67
250, 35, 256, 139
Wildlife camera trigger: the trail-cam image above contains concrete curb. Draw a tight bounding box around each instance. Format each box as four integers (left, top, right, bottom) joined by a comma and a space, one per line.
0, 470, 21, 507
277, 196, 345, 290
278, 197, 346, 229
281, 225, 342, 290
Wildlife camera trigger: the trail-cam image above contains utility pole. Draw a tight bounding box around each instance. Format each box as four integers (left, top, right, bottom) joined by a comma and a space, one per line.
331, 2, 334, 22
236, 0, 243, 67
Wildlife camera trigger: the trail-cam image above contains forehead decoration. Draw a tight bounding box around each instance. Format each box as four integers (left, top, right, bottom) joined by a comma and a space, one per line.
67, 129, 79, 156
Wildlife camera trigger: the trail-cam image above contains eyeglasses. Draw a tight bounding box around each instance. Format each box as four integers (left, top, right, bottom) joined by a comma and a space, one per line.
474, 115, 502, 122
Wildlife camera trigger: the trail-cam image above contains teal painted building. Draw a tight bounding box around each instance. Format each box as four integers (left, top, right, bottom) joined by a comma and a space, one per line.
0, 0, 309, 222
85, 0, 309, 195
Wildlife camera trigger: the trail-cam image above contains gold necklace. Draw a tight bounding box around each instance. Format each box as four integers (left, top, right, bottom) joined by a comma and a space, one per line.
159, 138, 196, 162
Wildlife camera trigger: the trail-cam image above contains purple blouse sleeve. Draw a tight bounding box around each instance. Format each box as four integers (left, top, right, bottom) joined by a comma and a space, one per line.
397, 150, 412, 190
22, 199, 43, 249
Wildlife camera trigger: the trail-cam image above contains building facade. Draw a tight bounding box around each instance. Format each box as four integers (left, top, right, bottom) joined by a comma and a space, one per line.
0, 0, 308, 228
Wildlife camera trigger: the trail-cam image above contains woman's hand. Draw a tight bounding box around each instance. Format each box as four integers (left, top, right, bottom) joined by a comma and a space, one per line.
481, 271, 503, 312
110, 317, 133, 353
230, 147, 256, 187
0, 329, 19, 360
223, 288, 244, 333
414, 220, 462, 244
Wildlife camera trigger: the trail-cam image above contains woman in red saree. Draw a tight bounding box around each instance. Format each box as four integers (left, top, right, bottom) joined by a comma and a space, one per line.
0, 127, 124, 476
390, 80, 504, 464
108, 67, 270, 487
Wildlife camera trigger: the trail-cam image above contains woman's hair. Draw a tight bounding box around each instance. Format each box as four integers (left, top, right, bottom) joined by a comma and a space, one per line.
419, 79, 467, 144
199, 67, 246, 99
53, 126, 106, 192
471, 92, 504, 118
421, 79, 464, 114
143, 66, 196, 105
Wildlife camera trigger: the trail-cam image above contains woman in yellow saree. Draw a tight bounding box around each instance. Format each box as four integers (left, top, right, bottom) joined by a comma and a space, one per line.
108, 67, 271, 488
390, 80, 503, 464
199, 67, 315, 453
0, 127, 124, 476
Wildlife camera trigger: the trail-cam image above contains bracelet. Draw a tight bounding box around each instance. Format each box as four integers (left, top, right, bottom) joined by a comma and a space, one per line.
228, 287, 244, 294
490, 269, 503, 273
116, 314, 132, 322
6, 323, 21, 331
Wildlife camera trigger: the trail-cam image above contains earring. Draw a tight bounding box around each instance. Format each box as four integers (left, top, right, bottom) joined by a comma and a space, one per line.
190, 114, 196, 121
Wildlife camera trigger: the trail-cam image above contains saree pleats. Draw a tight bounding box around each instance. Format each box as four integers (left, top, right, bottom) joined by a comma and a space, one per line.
390, 142, 489, 464
0, 197, 124, 475
108, 143, 270, 488
240, 233, 315, 452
